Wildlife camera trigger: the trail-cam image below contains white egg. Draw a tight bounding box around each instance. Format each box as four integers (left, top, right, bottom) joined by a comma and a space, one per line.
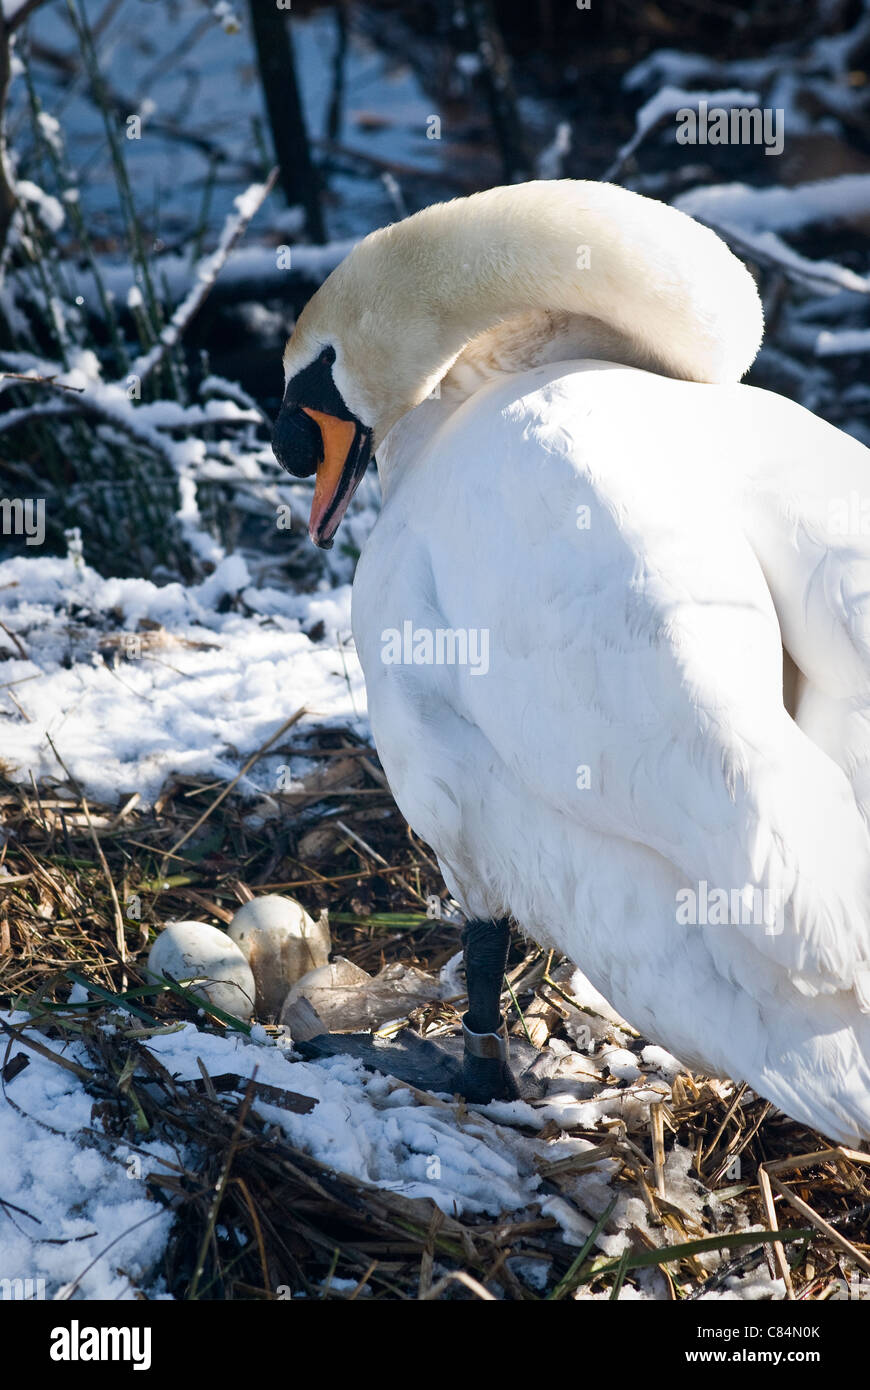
147, 920, 256, 1021
228, 895, 330, 1019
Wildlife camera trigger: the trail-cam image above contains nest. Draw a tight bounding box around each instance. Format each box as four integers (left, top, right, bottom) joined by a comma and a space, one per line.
1, 734, 869, 1300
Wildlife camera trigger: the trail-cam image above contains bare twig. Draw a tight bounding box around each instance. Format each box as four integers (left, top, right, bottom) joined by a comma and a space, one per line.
189, 1071, 259, 1299
420, 1269, 496, 1301
456, 0, 530, 183
45, 734, 128, 980
0, 372, 85, 392
759, 1148, 870, 1303
0, 619, 27, 659
164, 708, 307, 867
6, 0, 52, 32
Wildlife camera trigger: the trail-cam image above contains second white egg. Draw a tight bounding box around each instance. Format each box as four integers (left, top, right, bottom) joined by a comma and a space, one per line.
228, 895, 330, 1018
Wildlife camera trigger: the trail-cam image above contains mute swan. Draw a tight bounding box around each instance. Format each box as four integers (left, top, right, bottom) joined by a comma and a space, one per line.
272, 180, 870, 1144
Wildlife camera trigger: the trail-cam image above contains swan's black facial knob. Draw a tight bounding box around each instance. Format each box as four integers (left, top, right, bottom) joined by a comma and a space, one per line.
272, 403, 323, 478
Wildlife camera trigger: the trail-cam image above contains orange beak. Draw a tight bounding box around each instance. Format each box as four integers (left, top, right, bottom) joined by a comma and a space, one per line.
301, 407, 363, 547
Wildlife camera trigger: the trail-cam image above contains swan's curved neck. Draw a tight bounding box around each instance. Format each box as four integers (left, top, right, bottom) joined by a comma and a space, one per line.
397, 189, 712, 389
289, 181, 763, 454
374, 181, 760, 401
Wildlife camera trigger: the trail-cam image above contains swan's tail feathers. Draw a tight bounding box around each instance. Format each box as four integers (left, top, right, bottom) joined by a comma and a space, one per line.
703, 711, 870, 1011
756, 1011, 870, 1144
739, 388, 870, 829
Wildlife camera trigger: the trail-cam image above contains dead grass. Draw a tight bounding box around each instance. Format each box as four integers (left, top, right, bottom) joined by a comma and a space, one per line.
1, 737, 869, 1300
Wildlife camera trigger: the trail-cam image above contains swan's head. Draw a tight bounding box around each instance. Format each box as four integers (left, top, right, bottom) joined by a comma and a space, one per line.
272, 338, 374, 551
272, 181, 764, 548
273, 226, 440, 548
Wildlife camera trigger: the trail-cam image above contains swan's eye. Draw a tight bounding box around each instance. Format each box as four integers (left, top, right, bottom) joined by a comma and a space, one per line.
320, 346, 336, 366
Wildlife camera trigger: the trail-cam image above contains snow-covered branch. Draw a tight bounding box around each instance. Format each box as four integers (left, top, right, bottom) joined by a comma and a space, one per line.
124, 169, 278, 388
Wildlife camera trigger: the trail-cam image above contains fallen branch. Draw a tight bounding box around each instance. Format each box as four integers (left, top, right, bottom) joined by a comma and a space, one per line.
604, 85, 761, 183
695, 218, 870, 296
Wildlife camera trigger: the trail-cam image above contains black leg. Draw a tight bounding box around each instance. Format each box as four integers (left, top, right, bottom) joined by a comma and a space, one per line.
459, 918, 521, 1102
295, 918, 522, 1102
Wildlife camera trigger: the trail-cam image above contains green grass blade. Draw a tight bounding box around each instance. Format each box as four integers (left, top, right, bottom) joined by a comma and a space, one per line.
548, 1197, 618, 1300
576, 1227, 814, 1285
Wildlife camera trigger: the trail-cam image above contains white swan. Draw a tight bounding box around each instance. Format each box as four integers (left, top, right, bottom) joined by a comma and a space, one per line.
273, 180, 870, 1144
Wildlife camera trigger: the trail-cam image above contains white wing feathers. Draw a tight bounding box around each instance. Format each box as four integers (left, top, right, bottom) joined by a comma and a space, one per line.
409, 367, 870, 1008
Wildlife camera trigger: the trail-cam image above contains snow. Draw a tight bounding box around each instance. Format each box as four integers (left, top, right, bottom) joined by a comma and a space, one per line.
674, 180, 870, 295
536, 122, 572, 181
676, 174, 870, 234
0, 1013, 177, 1299
568, 965, 637, 1031
15, 180, 65, 233
815, 328, 870, 356
0, 552, 366, 805
0, 343, 379, 580
641, 1044, 685, 1079
0, 319, 379, 810
625, 50, 742, 92
0, 1006, 770, 1300
609, 85, 761, 176
35, 112, 63, 156
63, 240, 360, 315
456, 53, 482, 78
126, 178, 277, 384
749, 230, 869, 294
137, 1021, 540, 1216
0, 1010, 539, 1298
698, 1271, 787, 1301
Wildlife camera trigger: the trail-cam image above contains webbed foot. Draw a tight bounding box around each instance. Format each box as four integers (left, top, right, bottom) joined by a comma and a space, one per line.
296, 1027, 465, 1094
294, 917, 538, 1103
296, 1018, 531, 1102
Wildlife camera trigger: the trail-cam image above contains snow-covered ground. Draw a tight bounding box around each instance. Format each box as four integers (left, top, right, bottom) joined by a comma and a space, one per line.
0, 549, 367, 805
0, 992, 784, 1300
